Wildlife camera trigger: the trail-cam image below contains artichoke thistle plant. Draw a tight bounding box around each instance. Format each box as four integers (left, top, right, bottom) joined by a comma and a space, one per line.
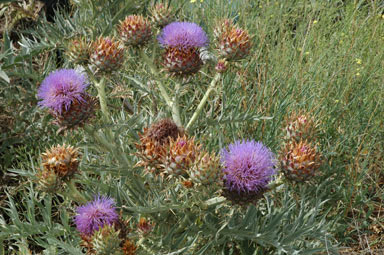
5, 0, 383, 254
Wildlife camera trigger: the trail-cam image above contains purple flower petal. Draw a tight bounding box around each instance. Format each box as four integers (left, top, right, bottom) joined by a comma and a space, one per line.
221, 140, 276, 193
74, 196, 119, 236
157, 21, 209, 49
37, 69, 88, 114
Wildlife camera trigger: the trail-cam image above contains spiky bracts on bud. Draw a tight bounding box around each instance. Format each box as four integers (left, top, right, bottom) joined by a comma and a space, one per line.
91, 225, 123, 255
65, 37, 90, 65
189, 151, 222, 185
149, 2, 173, 28
119, 15, 152, 47
90, 37, 124, 73
221, 140, 276, 205
283, 112, 318, 143
122, 240, 137, 255
161, 135, 201, 177
215, 19, 251, 61
41, 144, 80, 178
135, 119, 183, 174
36, 168, 59, 192
158, 22, 208, 75
280, 140, 321, 182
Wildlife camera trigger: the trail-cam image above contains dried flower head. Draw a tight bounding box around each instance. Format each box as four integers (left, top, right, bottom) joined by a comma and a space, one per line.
161, 135, 201, 177
75, 196, 119, 236
135, 119, 183, 175
90, 37, 124, 73
215, 20, 251, 61
158, 22, 208, 75
119, 15, 152, 46
41, 144, 80, 178
280, 140, 321, 182
149, 2, 173, 28
221, 140, 275, 204
38, 69, 88, 114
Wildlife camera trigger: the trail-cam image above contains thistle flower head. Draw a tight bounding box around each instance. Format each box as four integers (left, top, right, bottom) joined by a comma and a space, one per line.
221, 140, 275, 194
280, 140, 322, 182
150, 2, 173, 28
158, 22, 208, 49
119, 15, 152, 46
41, 144, 80, 178
90, 37, 124, 73
37, 69, 88, 114
75, 196, 119, 236
146, 118, 182, 145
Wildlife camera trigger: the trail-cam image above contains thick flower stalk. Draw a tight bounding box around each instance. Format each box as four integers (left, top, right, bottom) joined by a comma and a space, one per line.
90, 37, 124, 73
280, 140, 322, 182
135, 119, 183, 175
75, 196, 119, 237
37, 69, 96, 130
157, 21, 209, 75
215, 19, 251, 61
119, 15, 152, 47
149, 2, 173, 28
221, 140, 276, 204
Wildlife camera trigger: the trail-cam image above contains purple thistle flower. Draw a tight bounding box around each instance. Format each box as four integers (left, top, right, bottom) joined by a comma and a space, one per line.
157, 21, 208, 49
37, 69, 88, 114
221, 140, 276, 194
74, 196, 119, 236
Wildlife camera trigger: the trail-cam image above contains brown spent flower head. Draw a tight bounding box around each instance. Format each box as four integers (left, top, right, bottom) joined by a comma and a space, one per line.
149, 2, 173, 28
161, 135, 201, 177
215, 20, 252, 61
189, 151, 222, 185
66, 37, 91, 65
119, 15, 152, 46
280, 140, 322, 182
284, 111, 318, 143
52, 94, 98, 131
41, 144, 80, 178
90, 37, 124, 73
137, 217, 154, 235
135, 119, 183, 175
162, 47, 203, 76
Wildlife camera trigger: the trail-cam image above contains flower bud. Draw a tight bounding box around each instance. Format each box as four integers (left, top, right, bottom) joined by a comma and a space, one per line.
90, 37, 124, 73
65, 37, 90, 65
149, 2, 173, 28
215, 20, 251, 61
190, 151, 222, 185
284, 112, 318, 143
119, 15, 152, 47
280, 140, 322, 182
91, 225, 123, 255
215, 59, 229, 73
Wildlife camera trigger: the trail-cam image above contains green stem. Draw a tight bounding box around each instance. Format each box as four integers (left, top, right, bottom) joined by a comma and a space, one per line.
171, 82, 182, 126
185, 73, 222, 131
66, 180, 87, 204
94, 77, 110, 122
140, 49, 182, 126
